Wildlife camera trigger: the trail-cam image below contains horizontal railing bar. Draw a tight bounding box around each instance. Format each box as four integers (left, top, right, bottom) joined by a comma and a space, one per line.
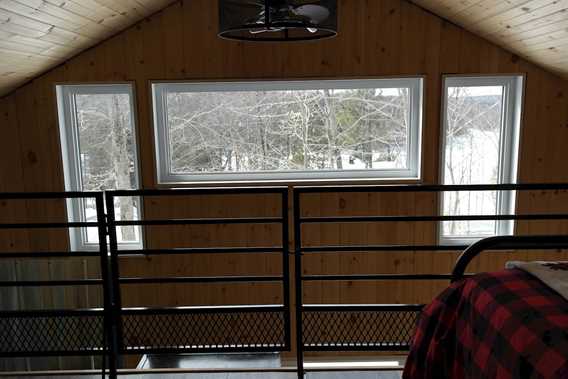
0, 308, 104, 318
302, 274, 467, 281
1, 184, 564, 199
110, 187, 288, 197
0, 350, 107, 358
117, 247, 283, 256
0, 191, 101, 200
121, 304, 284, 315
0, 279, 103, 287
300, 214, 568, 223
301, 244, 469, 252
303, 344, 411, 352
302, 304, 424, 312
0, 251, 101, 258
0, 222, 99, 229
119, 276, 283, 284
121, 346, 287, 355
113, 217, 282, 226
301, 243, 568, 253
294, 183, 568, 194
0, 217, 279, 228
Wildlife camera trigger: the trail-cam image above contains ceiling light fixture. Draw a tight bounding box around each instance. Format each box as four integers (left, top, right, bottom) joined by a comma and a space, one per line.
219, 0, 338, 42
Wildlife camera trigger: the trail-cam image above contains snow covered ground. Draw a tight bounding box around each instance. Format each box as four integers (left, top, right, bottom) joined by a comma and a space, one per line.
85, 204, 141, 244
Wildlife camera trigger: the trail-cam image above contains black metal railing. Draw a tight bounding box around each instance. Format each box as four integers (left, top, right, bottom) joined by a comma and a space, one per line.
292, 183, 568, 378
104, 188, 291, 359
0, 192, 114, 376
2, 184, 568, 379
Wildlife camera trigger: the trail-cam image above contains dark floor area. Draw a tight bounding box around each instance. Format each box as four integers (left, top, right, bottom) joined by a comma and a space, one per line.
3, 354, 403, 378
3, 373, 402, 378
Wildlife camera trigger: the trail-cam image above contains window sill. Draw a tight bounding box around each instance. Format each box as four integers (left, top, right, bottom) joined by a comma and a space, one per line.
154, 176, 424, 189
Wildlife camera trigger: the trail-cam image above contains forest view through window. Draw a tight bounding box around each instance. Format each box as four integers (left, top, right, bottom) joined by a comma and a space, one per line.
441, 76, 523, 242
57, 84, 141, 250
153, 79, 423, 183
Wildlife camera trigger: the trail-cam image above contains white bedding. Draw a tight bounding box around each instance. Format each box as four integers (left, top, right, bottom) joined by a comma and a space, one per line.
506, 261, 568, 301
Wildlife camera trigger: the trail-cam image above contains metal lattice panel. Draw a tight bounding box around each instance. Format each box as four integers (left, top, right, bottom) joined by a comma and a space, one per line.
0, 314, 105, 355
122, 310, 286, 353
302, 309, 420, 351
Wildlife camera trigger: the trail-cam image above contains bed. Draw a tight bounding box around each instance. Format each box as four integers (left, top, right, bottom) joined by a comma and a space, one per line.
404, 246, 568, 378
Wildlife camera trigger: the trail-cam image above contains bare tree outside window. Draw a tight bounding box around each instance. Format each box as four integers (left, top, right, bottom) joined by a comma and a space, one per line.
75, 93, 139, 243
153, 79, 423, 183
441, 76, 523, 242
58, 85, 141, 250
442, 86, 503, 237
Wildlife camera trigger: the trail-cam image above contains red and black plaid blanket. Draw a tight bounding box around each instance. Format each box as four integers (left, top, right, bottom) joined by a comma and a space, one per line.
403, 268, 568, 379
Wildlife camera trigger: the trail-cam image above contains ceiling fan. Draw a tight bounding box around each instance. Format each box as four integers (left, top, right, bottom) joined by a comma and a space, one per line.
245, 0, 331, 34
219, 0, 338, 42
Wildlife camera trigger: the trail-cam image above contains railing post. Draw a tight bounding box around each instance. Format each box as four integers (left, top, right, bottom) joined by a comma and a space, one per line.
104, 192, 123, 376
95, 193, 117, 379
281, 188, 292, 350
293, 189, 304, 379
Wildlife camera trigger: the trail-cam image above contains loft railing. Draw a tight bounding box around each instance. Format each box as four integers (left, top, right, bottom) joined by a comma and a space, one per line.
104, 188, 291, 360
1, 184, 568, 379
0, 192, 114, 376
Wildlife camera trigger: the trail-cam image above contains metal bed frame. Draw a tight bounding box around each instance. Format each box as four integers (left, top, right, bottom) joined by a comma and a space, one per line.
1, 184, 568, 379
451, 234, 568, 282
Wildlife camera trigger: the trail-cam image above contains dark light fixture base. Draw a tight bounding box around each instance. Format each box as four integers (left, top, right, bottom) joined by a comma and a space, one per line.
219, 0, 338, 42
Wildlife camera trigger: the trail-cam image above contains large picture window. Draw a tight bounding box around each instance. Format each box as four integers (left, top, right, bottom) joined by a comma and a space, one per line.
57, 84, 142, 251
440, 76, 524, 243
152, 78, 424, 183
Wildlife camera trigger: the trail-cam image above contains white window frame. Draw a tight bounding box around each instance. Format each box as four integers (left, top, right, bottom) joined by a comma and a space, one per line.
57, 84, 143, 251
152, 78, 424, 184
439, 75, 524, 245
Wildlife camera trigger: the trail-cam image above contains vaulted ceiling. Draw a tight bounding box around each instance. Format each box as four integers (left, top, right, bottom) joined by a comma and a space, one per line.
0, 0, 174, 96
1, 0, 568, 97
410, 0, 568, 78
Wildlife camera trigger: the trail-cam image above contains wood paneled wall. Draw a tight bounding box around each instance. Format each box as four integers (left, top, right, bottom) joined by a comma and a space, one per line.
1, 0, 568, 367
1, 0, 566, 189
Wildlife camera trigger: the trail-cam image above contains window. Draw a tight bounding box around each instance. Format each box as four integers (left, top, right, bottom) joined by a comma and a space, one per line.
152, 78, 423, 183
57, 84, 142, 251
440, 76, 524, 243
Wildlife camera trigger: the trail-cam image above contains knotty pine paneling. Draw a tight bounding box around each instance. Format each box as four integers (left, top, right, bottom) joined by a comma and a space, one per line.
0, 0, 568, 365
0, 0, 177, 95
410, 0, 568, 79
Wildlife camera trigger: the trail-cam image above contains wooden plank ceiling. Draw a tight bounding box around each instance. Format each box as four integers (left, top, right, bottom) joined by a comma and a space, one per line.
410, 0, 568, 78
0, 0, 174, 96
1, 0, 568, 97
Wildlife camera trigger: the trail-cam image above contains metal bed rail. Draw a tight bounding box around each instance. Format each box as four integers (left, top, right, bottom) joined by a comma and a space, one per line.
293, 183, 568, 378
452, 234, 568, 282
104, 187, 292, 359
0, 192, 113, 377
